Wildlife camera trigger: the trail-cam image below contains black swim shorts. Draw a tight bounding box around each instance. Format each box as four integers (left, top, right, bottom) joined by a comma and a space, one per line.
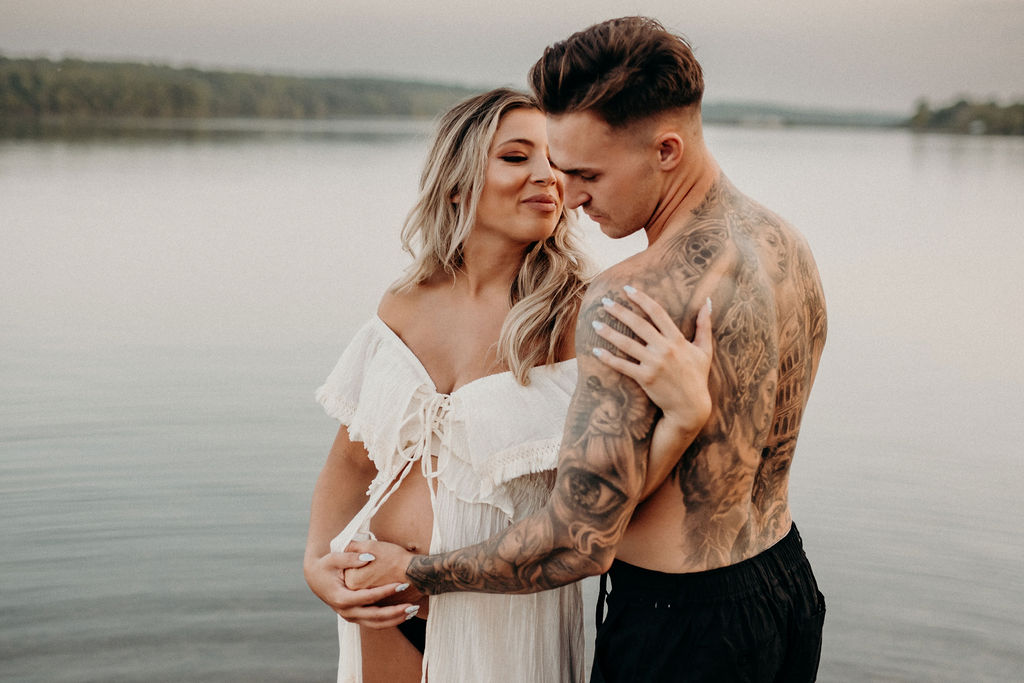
591, 523, 825, 683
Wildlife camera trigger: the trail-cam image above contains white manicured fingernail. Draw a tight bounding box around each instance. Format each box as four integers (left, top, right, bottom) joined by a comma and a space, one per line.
592, 320, 605, 331
706, 297, 712, 314
358, 553, 375, 562
405, 611, 418, 621
601, 297, 615, 308
395, 583, 410, 592
592, 347, 604, 358
623, 285, 637, 295
404, 605, 420, 615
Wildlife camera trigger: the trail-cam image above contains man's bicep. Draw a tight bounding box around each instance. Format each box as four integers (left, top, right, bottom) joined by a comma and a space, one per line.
556, 286, 661, 507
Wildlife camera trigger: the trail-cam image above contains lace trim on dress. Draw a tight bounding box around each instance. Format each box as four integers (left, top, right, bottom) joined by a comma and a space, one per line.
477, 437, 562, 498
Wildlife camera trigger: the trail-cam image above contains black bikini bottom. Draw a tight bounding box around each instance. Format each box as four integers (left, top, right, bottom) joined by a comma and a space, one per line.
396, 616, 426, 653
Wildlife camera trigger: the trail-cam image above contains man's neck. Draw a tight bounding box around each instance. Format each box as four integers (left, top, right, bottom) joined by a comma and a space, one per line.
643, 153, 721, 247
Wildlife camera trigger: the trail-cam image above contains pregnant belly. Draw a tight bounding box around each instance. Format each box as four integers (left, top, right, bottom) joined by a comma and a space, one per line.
367, 464, 434, 613
369, 463, 434, 554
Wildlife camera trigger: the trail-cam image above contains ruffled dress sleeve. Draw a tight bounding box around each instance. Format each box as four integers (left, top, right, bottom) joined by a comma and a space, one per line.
315, 317, 431, 471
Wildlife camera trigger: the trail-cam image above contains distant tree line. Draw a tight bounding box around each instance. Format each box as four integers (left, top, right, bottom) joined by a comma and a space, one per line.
4, 56, 1023, 137
909, 98, 1024, 135
0, 56, 479, 119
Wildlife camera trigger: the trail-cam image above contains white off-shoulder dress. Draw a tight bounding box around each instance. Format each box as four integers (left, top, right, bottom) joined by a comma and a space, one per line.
316, 316, 585, 683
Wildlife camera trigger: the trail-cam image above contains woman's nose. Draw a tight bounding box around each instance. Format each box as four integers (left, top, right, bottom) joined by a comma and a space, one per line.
531, 157, 556, 185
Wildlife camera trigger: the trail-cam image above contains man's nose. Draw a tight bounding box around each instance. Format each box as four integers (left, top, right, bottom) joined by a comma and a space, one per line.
564, 183, 589, 210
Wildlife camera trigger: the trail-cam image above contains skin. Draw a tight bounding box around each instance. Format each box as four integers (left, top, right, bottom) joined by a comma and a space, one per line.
305, 108, 711, 677
346, 105, 825, 597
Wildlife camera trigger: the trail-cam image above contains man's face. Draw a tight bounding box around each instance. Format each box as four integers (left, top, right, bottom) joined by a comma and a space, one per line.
546, 111, 660, 239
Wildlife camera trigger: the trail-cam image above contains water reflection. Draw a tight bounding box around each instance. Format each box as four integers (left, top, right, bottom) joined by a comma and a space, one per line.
0, 116, 436, 144
2, 124, 1023, 682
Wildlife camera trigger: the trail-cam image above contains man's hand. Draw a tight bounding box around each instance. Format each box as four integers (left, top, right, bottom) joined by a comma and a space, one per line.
304, 550, 420, 628
344, 540, 419, 593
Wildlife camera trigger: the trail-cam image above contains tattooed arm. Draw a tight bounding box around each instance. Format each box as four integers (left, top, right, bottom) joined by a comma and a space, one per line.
417, 279, 657, 594
592, 286, 713, 499
346, 276, 678, 596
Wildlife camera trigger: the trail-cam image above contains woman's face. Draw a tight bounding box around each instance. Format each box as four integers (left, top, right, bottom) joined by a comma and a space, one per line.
471, 108, 565, 246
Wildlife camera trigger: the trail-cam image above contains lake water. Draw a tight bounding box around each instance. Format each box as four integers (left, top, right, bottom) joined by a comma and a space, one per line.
2, 120, 1023, 682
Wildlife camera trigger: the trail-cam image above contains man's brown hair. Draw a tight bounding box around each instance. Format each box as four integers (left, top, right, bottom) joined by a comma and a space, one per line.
528, 16, 704, 128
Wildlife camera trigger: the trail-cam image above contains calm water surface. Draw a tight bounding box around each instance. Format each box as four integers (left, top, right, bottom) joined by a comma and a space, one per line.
2, 122, 1022, 682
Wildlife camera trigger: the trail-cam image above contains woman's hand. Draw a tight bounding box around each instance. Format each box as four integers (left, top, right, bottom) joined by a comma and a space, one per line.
304, 550, 420, 629
593, 286, 714, 497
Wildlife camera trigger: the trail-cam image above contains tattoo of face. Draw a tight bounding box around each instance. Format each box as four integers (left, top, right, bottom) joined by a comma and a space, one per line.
404, 313, 655, 596
560, 466, 629, 520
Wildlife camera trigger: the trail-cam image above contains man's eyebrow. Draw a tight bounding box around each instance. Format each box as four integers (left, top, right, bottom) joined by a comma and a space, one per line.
549, 158, 583, 174
548, 156, 596, 176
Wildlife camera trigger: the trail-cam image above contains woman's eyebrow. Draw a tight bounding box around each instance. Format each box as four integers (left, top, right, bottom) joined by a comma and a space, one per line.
495, 137, 536, 147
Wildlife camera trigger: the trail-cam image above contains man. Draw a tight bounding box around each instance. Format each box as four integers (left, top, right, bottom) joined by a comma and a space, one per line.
350, 16, 828, 681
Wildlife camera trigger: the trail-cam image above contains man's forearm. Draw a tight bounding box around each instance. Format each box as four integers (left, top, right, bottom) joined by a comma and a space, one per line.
405, 506, 602, 595
406, 451, 639, 595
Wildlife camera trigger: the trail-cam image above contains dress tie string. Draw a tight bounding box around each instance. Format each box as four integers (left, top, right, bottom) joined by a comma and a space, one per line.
360, 391, 454, 534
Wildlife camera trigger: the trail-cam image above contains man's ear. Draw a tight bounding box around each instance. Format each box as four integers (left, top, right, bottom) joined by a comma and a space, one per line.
655, 133, 684, 170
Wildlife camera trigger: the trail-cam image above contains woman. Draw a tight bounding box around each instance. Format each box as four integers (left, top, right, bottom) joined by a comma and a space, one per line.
304, 88, 712, 682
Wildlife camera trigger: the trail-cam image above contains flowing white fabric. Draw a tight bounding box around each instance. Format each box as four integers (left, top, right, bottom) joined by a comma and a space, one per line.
316, 316, 585, 683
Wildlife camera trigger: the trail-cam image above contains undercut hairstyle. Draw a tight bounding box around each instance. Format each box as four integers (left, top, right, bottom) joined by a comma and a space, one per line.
529, 16, 704, 128
392, 88, 594, 384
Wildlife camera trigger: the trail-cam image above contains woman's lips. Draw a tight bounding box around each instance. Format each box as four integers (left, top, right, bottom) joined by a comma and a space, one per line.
522, 194, 558, 211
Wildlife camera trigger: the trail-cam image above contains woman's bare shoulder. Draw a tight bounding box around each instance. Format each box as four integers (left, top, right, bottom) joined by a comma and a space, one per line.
376, 288, 414, 331
377, 279, 443, 332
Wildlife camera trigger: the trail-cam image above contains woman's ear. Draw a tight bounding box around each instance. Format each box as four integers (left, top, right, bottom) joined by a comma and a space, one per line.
451, 191, 461, 204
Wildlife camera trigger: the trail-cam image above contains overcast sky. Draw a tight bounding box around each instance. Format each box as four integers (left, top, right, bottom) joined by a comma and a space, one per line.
2, 0, 1021, 113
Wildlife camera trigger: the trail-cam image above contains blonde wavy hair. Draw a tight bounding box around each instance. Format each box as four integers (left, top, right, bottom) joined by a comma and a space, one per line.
392, 88, 594, 385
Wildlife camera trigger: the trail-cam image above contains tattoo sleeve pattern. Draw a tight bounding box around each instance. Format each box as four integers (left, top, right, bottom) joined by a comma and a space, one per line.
407, 173, 828, 590
406, 284, 666, 595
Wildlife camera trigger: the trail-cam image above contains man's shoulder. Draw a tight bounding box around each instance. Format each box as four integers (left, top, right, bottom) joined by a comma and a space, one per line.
581, 249, 702, 338
719, 181, 808, 245
584, 252, 677, 309
588, 256, 650, 294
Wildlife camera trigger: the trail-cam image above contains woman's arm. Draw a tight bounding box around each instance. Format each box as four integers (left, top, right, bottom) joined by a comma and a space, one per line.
592, 287, 713, 499
304, 425, 417, 628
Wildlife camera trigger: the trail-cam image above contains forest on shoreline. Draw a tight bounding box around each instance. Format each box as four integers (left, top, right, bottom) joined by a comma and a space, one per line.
909, 98, 1024, 135
1, 56, 1021, 135
0, 56, 478, 120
